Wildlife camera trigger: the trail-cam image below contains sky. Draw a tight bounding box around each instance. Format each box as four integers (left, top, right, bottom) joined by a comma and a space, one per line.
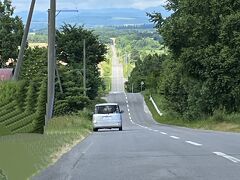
12, 0, 166, 12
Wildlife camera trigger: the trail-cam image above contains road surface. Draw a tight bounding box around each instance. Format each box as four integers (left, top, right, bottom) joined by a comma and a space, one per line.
33, 40, 240, 180
110, 38, 125, 92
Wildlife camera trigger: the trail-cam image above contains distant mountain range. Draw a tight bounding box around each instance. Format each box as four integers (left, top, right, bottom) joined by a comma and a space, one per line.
15, 6, 171, 31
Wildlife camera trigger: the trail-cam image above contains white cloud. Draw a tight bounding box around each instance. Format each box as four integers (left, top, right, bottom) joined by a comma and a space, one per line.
12, 0, 166, 12
131, 0, 165, 9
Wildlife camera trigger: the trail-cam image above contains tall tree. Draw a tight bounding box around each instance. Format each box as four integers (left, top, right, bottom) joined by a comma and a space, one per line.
56, 24, 107, 100
148, 0, 240, 118
54, 24, 107, 115
0, 0, 23, 68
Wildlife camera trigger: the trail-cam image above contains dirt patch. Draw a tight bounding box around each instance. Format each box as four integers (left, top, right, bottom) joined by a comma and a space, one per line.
50, 135, 85, 164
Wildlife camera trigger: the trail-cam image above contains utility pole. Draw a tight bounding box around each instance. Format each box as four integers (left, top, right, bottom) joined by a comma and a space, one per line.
13, 0, 36, 80
45, 0, 56, 124
45, 8, 78, 124
83, 39, 86, 96
55, 63, 63, 93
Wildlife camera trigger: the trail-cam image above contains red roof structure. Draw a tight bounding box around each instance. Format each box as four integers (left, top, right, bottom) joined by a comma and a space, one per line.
0, 69, 13, 81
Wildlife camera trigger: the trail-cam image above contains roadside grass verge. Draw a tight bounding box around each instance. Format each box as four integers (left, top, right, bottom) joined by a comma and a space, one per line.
0, 113, 92, 180
123, 62, 135, 79
99, 46, 112, 93
118, 54, 135, 79
101, 61, 112, 92
144, 92, 240, 132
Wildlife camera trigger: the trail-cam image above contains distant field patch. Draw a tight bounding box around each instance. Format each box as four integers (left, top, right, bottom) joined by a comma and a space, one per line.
29, 43, 48, 48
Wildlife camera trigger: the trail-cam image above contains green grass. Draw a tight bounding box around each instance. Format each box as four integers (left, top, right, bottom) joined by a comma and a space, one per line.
100, 47, 112, 93
0, 113, 92, 180
123, 62, 135, 79
101, 61, 112, 92
144, 92, 240, 132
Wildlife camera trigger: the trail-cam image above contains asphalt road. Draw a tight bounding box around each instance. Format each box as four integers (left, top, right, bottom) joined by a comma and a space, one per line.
110, 38, 125, 92
33, 40, 240, 180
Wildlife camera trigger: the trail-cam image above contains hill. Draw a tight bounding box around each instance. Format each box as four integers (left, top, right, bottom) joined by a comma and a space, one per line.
15, 6, 171, 31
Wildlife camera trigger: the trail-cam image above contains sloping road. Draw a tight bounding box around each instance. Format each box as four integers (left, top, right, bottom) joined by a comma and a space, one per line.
110, 38, 125, 92
33, 40, 240, 180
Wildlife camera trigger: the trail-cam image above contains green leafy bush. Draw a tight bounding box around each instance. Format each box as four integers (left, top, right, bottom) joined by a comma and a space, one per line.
0, 109, 21, 123
8, 114, 38, 132
24, 82, 37, 113
0, 79, 47, 135
34, 79, 47, 133
0, 106, 17, 117
54, 100, 71, 116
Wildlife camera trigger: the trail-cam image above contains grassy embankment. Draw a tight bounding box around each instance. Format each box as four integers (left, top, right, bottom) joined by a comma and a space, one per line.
144, 92, 240, 132
0, 113, 92, 180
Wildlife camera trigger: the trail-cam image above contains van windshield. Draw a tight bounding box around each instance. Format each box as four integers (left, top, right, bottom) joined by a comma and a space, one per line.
95, 105, 120, 114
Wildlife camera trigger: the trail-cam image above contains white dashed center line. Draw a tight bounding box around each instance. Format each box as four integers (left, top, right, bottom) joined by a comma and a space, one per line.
160, 132, 167, 135
213, 152, 240, 163
185, 141, 202, 146
170, 136, 180, 139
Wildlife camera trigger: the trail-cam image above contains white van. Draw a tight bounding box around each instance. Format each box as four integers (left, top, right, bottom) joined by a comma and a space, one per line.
92, 103, 123, 131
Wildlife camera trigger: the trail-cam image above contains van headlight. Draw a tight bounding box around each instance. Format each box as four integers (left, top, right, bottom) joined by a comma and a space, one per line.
93, 120, 97, 124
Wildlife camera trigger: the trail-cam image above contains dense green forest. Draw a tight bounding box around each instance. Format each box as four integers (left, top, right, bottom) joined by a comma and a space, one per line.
128, 0, 240, 121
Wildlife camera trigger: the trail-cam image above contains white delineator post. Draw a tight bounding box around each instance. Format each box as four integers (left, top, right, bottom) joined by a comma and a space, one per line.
150, 96, 163, 116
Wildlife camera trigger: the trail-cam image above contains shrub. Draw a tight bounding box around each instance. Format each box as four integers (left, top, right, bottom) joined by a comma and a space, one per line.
54, 100, 71, 116
24, 82, 37, 113
34, 79, 47, 133
211, 109, 227, 122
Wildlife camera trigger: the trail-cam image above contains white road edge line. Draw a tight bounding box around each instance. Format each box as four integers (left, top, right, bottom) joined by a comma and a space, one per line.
213, 152, 240, 163
170, 136, 180, 139
185, 141, 202, 146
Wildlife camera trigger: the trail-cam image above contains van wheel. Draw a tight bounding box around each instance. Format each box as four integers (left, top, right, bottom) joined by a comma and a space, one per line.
93, 128, 98, 132
119, 127, 122, 131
